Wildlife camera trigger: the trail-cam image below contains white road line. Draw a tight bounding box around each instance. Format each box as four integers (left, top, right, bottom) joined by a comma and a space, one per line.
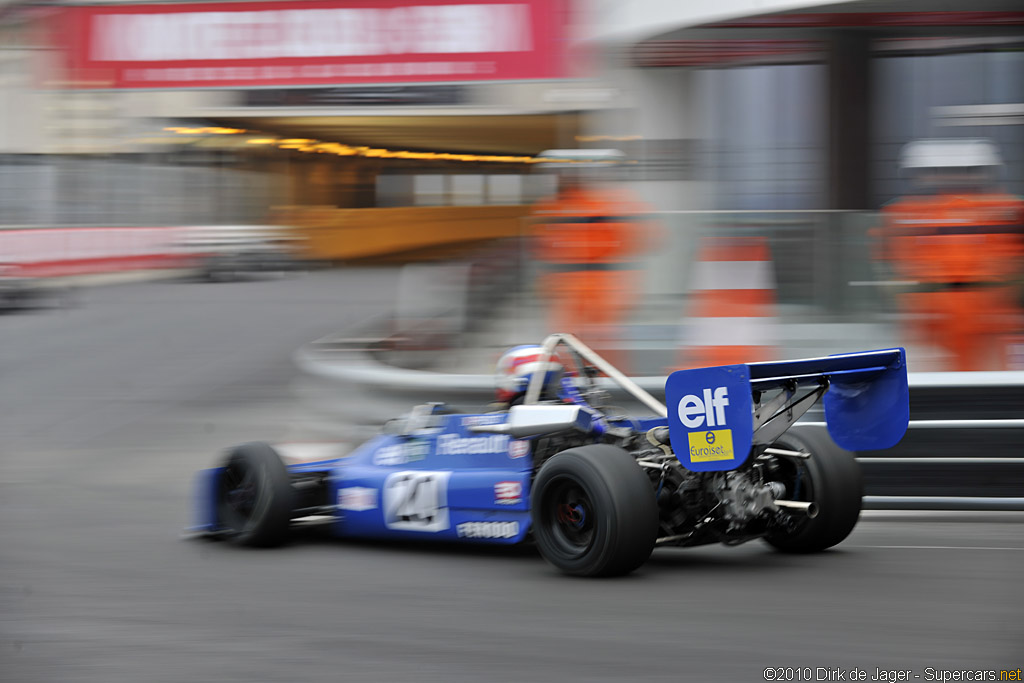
858, 457, 1024, 464
852, 545, 1024, 551
801, 419, 1024, 428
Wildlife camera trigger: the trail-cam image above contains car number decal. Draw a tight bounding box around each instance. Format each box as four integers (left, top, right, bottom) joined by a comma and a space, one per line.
382, 471, 452, 533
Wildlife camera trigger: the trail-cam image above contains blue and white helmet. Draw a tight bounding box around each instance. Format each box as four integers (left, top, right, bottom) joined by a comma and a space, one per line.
495, 345, 565, 402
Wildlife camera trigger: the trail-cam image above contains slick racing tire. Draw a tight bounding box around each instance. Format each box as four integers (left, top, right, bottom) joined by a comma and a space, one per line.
531, 445, 659, 577
763, 426, 863, 554
216, 442, 294, 547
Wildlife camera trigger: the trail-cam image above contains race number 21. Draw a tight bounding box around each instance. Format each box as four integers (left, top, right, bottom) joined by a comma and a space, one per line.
383, 471, 452, 533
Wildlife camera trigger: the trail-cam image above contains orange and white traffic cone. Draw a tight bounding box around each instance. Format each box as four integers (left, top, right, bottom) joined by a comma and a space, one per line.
675, 236, 780, 369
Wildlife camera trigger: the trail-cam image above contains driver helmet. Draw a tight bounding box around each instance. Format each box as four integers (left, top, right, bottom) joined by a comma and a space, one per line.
495, 345, 565, 403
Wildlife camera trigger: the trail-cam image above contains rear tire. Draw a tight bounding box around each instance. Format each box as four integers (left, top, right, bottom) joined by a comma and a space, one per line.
216, 442, 294, 547
763, 426, 863, 553
531, 445, 658, 576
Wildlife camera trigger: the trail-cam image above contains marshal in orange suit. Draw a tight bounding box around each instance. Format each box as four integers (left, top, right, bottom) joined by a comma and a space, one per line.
531, 150, 659, 370
879, 139, 1024, 371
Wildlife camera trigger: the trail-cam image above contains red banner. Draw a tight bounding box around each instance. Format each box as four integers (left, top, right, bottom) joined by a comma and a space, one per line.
53, 0, 572, 89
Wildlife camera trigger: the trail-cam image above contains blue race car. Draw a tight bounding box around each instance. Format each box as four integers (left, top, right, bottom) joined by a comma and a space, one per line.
192, 333, 909, 576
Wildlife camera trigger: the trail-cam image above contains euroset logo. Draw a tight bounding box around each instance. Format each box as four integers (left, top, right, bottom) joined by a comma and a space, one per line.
678, 387, 735, 462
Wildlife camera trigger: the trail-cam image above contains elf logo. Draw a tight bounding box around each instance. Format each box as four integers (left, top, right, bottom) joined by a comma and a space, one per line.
677, 387, 730, 429
666, 366, 753, 472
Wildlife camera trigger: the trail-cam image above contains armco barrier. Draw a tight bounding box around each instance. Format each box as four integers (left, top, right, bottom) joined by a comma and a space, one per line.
0, 226, 191, 277
294, 338, 1024, 511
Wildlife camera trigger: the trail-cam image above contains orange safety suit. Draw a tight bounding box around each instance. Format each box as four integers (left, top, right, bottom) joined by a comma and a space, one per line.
880, 192, 1024, 371
532, 185, 657, 368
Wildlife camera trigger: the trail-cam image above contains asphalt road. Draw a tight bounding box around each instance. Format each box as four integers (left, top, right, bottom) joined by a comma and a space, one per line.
2, 271, 1022, 683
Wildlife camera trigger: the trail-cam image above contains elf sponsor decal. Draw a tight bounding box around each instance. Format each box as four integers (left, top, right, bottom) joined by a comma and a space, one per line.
456, 521, 519, 539
336, 486, 377, 512
665, 364, 753, 472
677, 386, 735, 462
494, 481, 522, 505
677, 386, 730, 429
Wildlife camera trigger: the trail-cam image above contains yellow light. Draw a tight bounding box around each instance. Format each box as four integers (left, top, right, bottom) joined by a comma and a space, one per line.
233, 133, 534, 164
164, 126, 246, 135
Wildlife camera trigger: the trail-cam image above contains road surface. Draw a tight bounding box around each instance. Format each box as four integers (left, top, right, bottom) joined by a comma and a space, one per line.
2, 271, 1020, 682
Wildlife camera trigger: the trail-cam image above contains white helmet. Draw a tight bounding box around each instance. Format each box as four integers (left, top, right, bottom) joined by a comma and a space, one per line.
495, 345, 565, 403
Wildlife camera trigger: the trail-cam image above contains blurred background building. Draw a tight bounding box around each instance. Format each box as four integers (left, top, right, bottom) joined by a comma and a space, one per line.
1, 0, 1023, 368
594, 0, 1024, 210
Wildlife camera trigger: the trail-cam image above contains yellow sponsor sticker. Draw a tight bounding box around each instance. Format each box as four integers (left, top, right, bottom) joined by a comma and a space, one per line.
687, 429, 735, 462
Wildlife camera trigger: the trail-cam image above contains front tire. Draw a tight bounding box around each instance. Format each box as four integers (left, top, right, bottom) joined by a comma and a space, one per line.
216, 442, 294, 547
763, 426, 863, 553
531, 445, 658, 577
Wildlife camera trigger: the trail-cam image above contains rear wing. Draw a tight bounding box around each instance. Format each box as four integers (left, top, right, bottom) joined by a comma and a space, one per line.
666, 349, 908, 472
523, 334, 908, 473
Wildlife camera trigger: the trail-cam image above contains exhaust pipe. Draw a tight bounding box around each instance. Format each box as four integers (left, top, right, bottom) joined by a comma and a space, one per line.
774, 499, 819, 518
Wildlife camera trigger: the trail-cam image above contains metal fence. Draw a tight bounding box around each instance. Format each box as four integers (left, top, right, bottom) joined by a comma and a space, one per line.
292, 327, 1024, 511
626, 210, 888, 314
285, 208, 1024, 512
494, 210, 908, 376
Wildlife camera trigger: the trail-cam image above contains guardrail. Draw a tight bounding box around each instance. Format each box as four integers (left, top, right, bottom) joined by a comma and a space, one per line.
0, 225, 193, 277
294, 334, 1024, 511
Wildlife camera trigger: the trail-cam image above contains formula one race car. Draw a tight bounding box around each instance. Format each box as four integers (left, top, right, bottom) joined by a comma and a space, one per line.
192, 334, 909, 576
